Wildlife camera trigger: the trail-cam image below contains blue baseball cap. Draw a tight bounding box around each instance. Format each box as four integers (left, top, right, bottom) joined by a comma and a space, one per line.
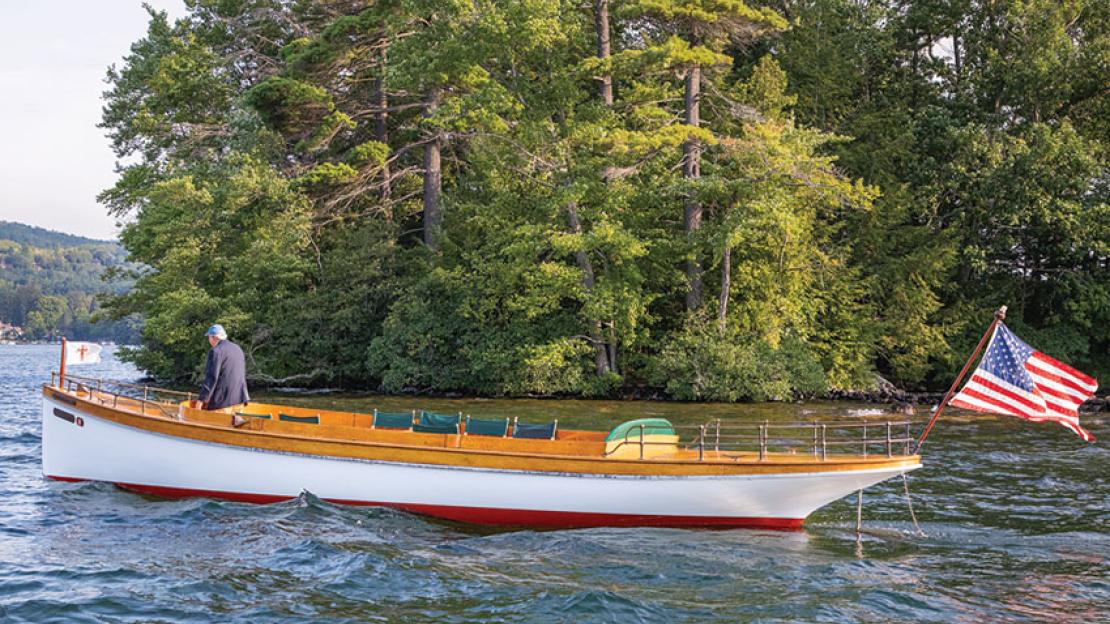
205, 324, 227, 340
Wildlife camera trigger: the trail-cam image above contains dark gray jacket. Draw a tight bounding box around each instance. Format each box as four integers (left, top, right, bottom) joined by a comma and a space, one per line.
199, 340, 250, 410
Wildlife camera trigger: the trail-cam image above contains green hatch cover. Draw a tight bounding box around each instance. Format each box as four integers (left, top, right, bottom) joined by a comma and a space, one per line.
605, 418, 675, 442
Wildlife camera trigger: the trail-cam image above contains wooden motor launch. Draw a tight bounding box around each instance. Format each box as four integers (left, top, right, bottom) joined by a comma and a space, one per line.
41, 373, 921, 529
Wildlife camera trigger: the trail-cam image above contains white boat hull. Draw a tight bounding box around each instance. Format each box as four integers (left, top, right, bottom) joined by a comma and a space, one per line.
42, 396, 920, 528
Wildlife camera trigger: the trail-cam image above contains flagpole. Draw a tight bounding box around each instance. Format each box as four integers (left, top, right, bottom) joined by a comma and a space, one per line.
916, 305, 1007, 450
59, 336, 67, 388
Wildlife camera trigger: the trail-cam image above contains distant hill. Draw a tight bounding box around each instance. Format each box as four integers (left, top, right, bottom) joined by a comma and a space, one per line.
0, 220, 138, 343
0, 221, 112, 248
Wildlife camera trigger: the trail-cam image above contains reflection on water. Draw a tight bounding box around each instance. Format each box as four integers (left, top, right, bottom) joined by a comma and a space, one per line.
0, 344, 1106, 622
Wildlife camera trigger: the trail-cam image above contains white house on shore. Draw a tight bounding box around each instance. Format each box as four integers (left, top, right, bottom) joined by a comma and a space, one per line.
0, 321, 23, 340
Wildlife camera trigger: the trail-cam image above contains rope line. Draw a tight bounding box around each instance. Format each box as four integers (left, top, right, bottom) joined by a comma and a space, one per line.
902, 472, 925, 537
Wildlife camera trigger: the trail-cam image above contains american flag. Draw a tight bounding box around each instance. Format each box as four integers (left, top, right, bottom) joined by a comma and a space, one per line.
951, 323, 1098, 441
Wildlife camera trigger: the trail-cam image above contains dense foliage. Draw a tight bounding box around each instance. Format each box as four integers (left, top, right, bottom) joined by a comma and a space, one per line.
100, 0, 1108, 397
0, 222, 140, 342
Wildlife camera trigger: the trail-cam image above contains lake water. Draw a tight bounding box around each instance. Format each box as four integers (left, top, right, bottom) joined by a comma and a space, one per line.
1, 344, 1106, 622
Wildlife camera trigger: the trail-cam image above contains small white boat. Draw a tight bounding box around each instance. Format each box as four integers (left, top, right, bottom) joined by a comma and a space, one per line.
42, 374, 921, 529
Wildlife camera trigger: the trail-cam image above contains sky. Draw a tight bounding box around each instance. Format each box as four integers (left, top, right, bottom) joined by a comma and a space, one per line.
0, 1, 186, 241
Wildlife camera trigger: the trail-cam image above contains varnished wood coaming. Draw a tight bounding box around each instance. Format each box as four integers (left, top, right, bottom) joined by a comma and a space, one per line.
44, 386, 922, 477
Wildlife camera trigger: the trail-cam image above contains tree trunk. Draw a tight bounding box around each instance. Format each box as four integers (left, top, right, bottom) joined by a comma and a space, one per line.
566, 201, 611, 375
717, 244, 731, 331
594, 0, 613, 106
683, 64, 703, 311
422, 87, 442, 250
910, 36, 920, 110
607, 322, 619, 376
374, 48, 391, 202
577, 0, 614, 374
952, 29, 962, 86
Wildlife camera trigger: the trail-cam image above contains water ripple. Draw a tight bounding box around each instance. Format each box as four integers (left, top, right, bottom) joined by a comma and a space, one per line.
0, 344, 1106, 622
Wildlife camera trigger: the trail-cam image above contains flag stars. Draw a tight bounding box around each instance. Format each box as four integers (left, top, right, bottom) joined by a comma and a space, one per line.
953, 322, 1095, 441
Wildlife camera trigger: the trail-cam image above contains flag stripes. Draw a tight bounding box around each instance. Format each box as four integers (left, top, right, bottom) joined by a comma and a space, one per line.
950, 323, 1097, 442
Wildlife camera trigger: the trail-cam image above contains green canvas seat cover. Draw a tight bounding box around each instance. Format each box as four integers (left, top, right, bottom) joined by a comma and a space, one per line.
512, 420, 557, 440
465, 416, 509, 437
278, 413, 320, 424
605, 418, 675, 442
415, 411, 460, 434
373, 411, 414, 429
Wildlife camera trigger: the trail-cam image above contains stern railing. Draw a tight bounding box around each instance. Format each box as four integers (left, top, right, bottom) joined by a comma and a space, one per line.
605, 418, 917, 461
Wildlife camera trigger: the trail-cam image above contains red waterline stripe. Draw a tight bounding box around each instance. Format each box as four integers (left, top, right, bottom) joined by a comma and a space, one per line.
46, 476, 803, 530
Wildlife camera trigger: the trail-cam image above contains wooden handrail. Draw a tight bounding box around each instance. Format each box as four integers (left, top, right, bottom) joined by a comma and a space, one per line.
54, 373, 196, 399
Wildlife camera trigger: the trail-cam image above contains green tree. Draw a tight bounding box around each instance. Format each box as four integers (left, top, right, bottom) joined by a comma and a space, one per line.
25, 296, 68, 339
99, 0, 1108, 398
623, 0, 787, 310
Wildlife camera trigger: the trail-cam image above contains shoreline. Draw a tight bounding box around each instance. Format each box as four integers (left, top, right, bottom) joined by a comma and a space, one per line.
255, 384, 1107, 413
9, 341, 1100, 413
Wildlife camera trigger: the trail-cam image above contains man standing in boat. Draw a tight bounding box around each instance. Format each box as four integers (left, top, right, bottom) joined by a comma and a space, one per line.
198, 324, 250, 422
